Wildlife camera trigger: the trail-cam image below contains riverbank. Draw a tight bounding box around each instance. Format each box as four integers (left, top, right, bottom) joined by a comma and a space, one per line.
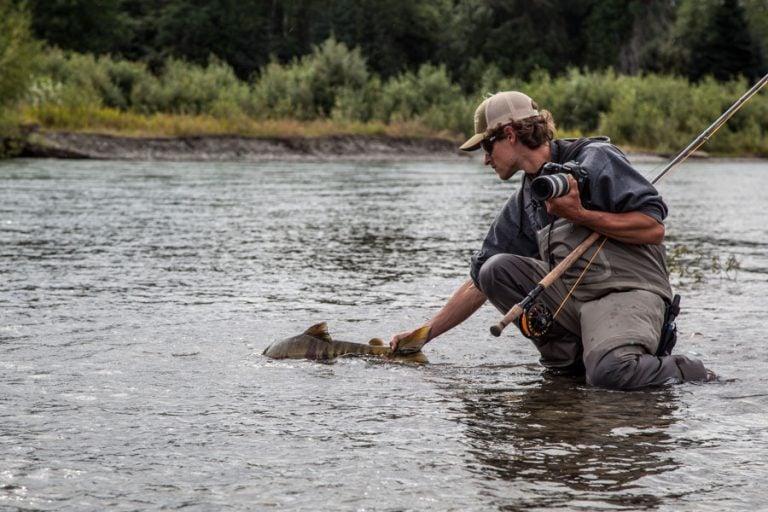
16, 130, 747, 164
18, 130, 467, 162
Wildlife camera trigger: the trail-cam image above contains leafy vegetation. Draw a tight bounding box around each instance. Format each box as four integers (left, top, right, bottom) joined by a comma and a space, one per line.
2, 0, 767, 156
16, 44, 766, 156
667, 245, 741, 285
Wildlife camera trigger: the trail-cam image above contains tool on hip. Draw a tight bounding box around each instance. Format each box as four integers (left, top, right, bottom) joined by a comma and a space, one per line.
490, 72, 768, 337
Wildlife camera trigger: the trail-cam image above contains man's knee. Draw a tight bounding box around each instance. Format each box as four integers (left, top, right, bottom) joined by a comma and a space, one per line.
477, 254, 529, 299
477, 254, 506, 296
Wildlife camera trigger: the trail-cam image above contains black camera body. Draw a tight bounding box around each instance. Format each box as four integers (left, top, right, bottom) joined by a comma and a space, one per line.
530, 160, 591, 207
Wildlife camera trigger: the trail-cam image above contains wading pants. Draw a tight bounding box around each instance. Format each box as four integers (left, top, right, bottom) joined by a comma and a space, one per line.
477, 253, 709, 389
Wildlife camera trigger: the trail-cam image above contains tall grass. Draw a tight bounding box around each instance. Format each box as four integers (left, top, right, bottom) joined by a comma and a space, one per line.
14, 39, 768, 155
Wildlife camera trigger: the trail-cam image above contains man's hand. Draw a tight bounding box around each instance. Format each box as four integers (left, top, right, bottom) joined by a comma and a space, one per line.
389, 327, 431, 352
545, 175, 664, 245
545, 175, 585, 222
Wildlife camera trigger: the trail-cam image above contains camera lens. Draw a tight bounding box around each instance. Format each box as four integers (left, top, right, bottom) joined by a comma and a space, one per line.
531, 173, 570, 201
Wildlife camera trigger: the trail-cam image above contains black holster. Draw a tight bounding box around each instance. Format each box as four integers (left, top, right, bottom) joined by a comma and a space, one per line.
656, 294, 681, 356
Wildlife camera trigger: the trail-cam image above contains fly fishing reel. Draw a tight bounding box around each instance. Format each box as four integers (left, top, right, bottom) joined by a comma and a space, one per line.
520, 302, 553, 338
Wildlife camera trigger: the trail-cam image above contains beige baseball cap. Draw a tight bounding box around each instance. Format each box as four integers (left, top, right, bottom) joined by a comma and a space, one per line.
459, 91, 539, 151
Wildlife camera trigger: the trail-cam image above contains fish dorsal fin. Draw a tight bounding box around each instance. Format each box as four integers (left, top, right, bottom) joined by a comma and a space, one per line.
304, 322, 333, 344
393, 325, 431, 355
368, 338, 385, 346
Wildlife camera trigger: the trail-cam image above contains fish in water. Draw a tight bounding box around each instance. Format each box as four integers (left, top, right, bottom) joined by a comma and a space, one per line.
263, 322, 431, 363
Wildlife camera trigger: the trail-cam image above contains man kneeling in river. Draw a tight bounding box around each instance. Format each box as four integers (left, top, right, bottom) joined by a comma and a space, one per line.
390, 91, 714, 389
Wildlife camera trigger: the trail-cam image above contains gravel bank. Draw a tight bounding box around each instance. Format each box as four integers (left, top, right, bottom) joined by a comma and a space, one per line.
20, 131, 469, 162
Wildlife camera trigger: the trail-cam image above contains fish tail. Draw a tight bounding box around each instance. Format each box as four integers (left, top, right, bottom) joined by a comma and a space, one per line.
393, 325, 431, 355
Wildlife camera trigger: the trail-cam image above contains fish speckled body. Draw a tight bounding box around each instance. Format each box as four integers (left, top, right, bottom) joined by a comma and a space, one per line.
263, 323, 430, 363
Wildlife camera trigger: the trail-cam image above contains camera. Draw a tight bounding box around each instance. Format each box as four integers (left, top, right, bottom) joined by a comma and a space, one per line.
530, 161, 590, 203
531, 173, 570, 201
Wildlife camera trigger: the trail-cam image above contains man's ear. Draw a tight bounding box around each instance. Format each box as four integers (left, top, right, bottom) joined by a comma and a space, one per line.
503, 125, 516, 143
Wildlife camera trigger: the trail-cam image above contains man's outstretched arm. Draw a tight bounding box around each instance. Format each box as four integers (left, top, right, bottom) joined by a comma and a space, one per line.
390, 279, 487, 350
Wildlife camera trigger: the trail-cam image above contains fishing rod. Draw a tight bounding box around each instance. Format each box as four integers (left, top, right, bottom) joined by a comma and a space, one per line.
490, 72, 768, 337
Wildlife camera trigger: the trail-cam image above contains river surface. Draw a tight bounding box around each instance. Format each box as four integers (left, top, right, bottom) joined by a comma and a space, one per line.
1, 157, 766, 511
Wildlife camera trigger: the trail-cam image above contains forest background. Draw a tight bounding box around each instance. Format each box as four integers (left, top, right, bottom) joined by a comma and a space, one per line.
1, 0, 767, 158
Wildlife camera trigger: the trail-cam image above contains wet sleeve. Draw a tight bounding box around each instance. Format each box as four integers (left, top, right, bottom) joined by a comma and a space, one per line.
579, 144, 668, 223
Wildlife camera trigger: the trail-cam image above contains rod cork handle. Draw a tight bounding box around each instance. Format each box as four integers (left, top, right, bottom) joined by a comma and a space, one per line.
490, 304, 524, 337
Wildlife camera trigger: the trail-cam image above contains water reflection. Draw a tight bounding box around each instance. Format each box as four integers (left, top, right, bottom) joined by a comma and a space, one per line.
453, 373, 678, 508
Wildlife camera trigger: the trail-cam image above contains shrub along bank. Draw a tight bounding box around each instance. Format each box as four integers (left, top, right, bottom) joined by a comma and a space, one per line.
6, 39, 768, 158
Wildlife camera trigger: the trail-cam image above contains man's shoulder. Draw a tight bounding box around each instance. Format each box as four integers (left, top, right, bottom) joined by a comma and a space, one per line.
553, 136, 615, 163
573, 139, 632, 169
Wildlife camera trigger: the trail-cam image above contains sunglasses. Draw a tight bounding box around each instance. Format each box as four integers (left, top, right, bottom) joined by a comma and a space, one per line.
481, 132, 502, 154
481, 124, 512, 154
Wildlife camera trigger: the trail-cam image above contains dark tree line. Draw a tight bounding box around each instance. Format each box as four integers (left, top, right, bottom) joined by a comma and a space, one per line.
19, 0, 768, 86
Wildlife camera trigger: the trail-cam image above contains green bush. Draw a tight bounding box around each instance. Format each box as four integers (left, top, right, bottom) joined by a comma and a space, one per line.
539, 69, 621, 133
250, 59, 317, 120
131, 56, 249, 115
31, 50, 251, 116
34, 50, 135, 109
308, 37, 369, 116
373, 64, 463, 126
601, 78, 672, 150
102, 58, 153, 110
250, 37, 369, 121
331, 76, 382, 122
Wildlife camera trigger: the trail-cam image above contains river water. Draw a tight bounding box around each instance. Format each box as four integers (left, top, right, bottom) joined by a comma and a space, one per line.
1, 156, 766, 511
